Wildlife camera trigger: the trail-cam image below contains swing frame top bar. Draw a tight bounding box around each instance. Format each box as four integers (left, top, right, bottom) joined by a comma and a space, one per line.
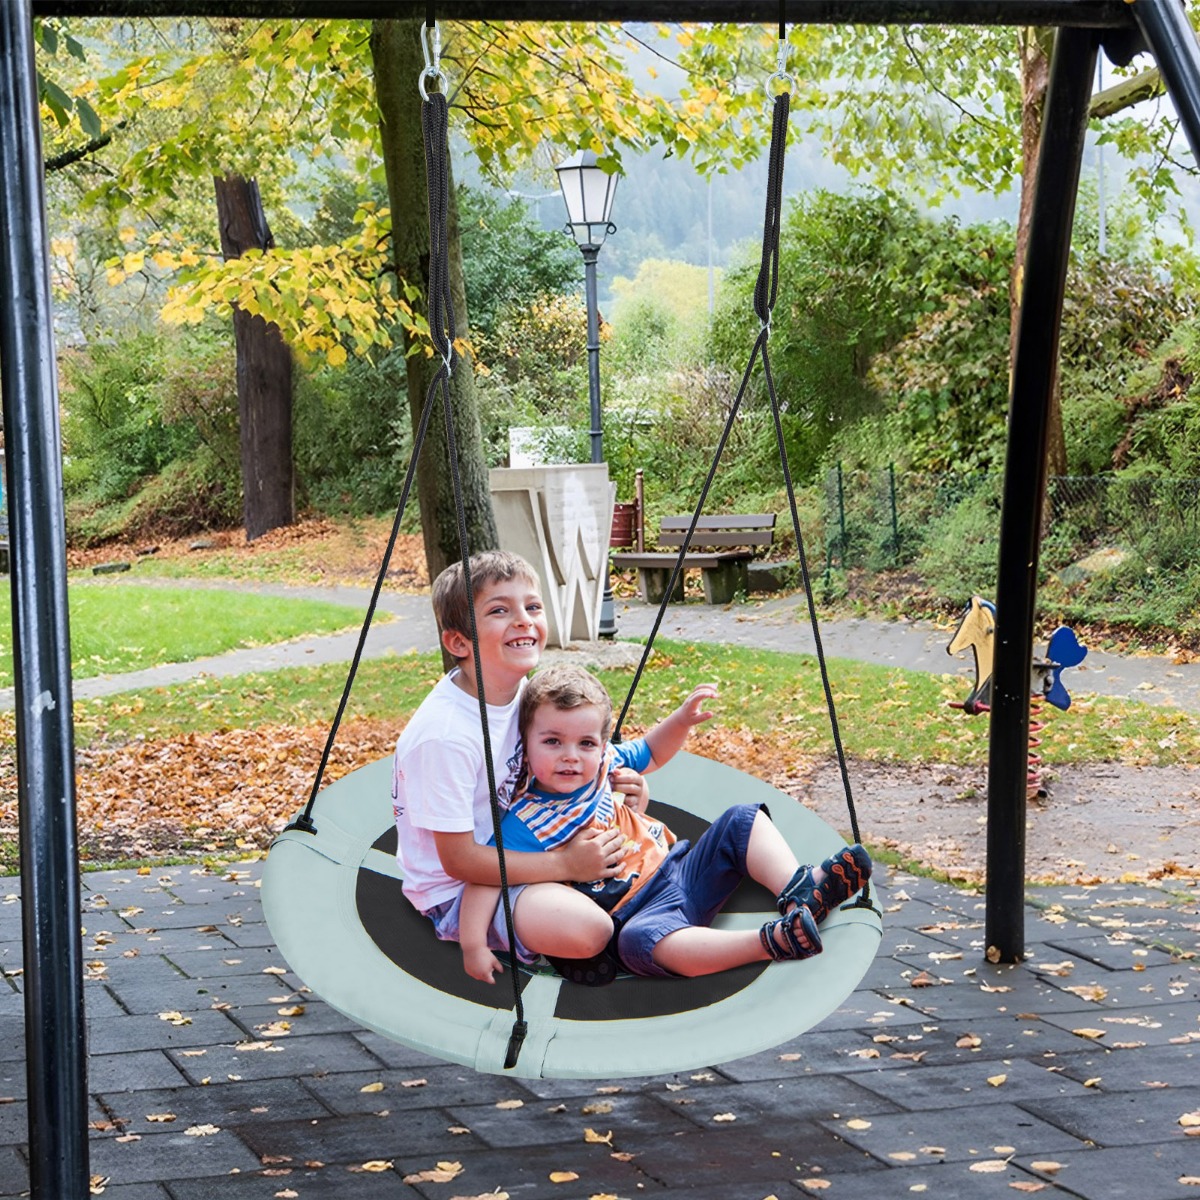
31, 0, 1136, 28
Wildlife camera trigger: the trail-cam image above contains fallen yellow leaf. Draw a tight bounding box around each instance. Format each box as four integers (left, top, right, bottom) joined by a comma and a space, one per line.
1030, 1161, 1063, 1173
360, 1082, 385, 1093
549, 1171, 580, 1183
800, 1182, 831, 1191
359, 1160, 394, 1173
1181, 1111, 1200, 1128
183, 1124, 220, 1137
402, 1161, 460, 1183
712, 1112, 737, 1122
584, 1128, 613, 1145
495, 1099, 524, 1109
987, 1074, 1007, 1087
1009, 1183, 1046, 1193
845, 1118, 872, 1130
1070, 1028, 1106, 1040
969, 1161, 1008, 1173
145, 1114, 175, 1123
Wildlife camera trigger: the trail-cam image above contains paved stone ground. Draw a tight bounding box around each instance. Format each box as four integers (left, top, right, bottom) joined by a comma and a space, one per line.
0, 864, 1197, 1199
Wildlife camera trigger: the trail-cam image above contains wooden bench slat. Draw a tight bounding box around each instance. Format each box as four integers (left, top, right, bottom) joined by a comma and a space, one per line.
611, 551, 754, 570
657, 531, 775, 548
659, 514, 775, 532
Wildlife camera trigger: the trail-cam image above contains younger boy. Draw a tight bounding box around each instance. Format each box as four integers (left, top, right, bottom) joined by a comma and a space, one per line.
459, 664, 872, 983
392, 552, 635, 968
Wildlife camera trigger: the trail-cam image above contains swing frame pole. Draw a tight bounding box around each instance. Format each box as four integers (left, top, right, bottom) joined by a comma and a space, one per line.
987, 25, 1097, 964
0, 2, 90, 1196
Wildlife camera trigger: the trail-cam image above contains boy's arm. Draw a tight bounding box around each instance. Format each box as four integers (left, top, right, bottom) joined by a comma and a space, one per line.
459, 883, 505, 984
644, 683, 718, 769
435, 826, 626, 886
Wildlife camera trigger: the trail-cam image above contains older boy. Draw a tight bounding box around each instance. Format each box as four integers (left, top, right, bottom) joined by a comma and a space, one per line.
392, 551, 636, 966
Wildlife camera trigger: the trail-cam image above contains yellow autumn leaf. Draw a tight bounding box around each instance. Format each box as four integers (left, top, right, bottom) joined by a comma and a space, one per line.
583, 1128, 613, 1145
360, 1082, 384, 1093
1071, 1028, 1107, 1040
326, 342, 347, 367
987, 1074, 1008, 1087
845, 1118, 872, 1130
1181, 1111, 1200, 1127
1031, 1161, 1063, 1172
360, 1160, 394, 1172
549, 1171, 579, 1183
969, 1160, 1008, 1173
105, 267, 126, 287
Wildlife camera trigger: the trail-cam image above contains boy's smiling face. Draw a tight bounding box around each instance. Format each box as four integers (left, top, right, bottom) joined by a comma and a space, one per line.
442, 575, 547, 702
525, 702, 606, 795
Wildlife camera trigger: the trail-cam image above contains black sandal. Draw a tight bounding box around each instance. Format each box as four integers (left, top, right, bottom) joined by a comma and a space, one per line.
777, 845, 872, 924
759, 905, 823, 961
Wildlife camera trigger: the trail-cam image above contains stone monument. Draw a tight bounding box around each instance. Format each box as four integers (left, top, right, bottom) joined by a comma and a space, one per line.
489, 464, 613, 647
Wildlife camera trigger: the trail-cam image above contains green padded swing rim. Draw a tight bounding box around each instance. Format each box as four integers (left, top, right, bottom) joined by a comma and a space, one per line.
262, 750, 882, 1080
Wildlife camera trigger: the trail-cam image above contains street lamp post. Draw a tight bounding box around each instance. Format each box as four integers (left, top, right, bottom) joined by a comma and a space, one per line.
555, 148, 619, 638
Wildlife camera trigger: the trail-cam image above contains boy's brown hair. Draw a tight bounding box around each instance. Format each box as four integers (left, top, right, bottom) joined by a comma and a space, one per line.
519, 664, 613, 743
431, 550, 541, 647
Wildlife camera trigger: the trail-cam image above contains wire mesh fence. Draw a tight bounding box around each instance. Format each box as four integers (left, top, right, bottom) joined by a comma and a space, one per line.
819, 467, 1200, 582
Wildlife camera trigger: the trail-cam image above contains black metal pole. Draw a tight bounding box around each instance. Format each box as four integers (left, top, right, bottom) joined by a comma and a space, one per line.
0, 3, 90, 1196
582, 244, 604, 467
581, 243, 618, 639
1131, 0, 1200, 162
987, 25, 1097, 964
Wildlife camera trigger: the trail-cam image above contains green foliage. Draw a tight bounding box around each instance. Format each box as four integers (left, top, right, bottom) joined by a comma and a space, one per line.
911, 475, 1003, 602
61, 332, 200, 505
459, 188, 578, 344
293, 347, 413, 516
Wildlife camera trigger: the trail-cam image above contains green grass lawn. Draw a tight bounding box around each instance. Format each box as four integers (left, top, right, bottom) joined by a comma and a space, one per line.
67, 636, 1200, 768
0, 582, 369, 685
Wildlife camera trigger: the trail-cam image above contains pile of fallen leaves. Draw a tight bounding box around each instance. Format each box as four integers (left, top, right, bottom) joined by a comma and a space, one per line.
66, 517, 430, 590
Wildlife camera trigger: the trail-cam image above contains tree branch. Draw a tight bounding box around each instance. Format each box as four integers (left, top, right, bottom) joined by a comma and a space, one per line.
1089, 66, 1164, 120
43, 119, 127, 173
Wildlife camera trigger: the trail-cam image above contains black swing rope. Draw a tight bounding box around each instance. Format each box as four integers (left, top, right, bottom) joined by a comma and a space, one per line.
291, 24, 529, 1068
611, 52, 872, 911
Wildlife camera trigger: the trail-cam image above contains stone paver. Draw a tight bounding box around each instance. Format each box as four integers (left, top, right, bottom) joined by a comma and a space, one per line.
2, 588, 1200, 1197
0, 864, 1195, 1198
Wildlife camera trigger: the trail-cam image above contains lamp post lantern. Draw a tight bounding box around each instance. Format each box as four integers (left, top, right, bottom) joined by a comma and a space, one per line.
555, 148, 619, 637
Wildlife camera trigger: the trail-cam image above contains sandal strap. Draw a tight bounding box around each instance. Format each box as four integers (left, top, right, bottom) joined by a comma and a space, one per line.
759, 908, 823, 962
776, 864, 815, 917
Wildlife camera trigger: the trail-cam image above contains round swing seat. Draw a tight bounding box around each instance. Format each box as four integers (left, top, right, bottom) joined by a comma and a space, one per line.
262, 750, 882, 1080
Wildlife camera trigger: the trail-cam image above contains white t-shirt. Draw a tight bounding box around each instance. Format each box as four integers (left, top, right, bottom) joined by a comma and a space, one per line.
392, 670, 525, 911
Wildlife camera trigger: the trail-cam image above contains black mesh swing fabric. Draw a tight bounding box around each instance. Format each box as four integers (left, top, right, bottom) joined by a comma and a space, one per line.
357, 804, 772, 1021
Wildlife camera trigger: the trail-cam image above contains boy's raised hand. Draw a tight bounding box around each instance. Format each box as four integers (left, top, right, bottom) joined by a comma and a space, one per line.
678, 682, 718, 727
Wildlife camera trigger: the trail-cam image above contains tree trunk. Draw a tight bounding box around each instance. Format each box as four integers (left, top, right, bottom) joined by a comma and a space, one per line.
213, 173, 295, 542
1012, 27, 1067, 477
370, 19, 499, 587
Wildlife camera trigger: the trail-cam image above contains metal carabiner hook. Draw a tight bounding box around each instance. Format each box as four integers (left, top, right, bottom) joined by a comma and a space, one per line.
418, 22, 448, 101
767, 31, 795, 96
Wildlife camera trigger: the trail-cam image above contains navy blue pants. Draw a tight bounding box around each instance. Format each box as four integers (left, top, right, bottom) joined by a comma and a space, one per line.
613, 802, 766, 977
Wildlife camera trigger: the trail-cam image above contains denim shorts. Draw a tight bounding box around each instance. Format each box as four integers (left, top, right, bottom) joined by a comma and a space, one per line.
613, 802, 765, 978
423, 884, 537, 965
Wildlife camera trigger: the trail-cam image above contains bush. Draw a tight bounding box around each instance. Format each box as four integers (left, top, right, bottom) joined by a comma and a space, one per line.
911, 476, 1003, 602
293, 346, 413, 516
61, 331, 200, 506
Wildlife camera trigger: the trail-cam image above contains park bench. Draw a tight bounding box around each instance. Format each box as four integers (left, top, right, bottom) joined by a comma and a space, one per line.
612, 513, 776, 605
